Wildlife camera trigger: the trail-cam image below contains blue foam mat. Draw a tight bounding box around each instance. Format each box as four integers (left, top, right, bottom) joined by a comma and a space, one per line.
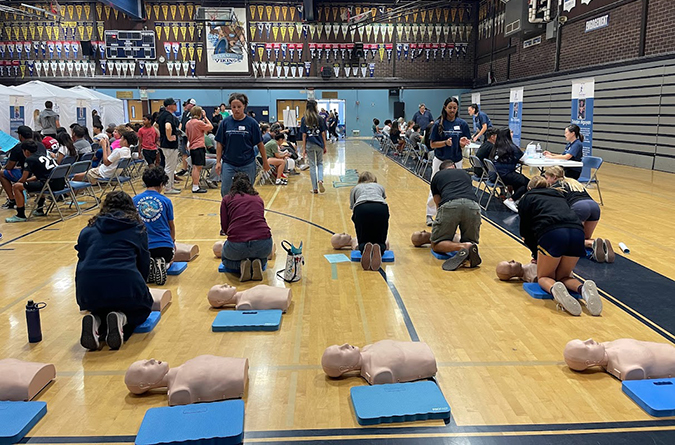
350, 250, 395, 262
212, 310, 282, 332
351, 381, 451, 426
134, 311, 161, 333
523, 282, 581, 300
218, 263, 267, 274
431, 250, 457, 260
167, 262, 187, 275
135, 399, 244, 445
623, 378, 675, 417
0, 401, 47, 444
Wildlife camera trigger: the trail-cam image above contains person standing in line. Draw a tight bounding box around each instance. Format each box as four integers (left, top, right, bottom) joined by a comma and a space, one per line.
214, 93, 270, 196
300, 99, 328, 194
412, 103, 434, 135
155, 98, 182, 194
185, 105, 213, 194
176, 98, 197, 177
468, 104, 493, 143
425, 97, 471, 226
137, 114, 162, 167
39, 101, 60, 137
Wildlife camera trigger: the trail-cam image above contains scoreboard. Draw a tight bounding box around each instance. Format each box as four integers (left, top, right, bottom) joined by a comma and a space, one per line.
104, 30, 156, 60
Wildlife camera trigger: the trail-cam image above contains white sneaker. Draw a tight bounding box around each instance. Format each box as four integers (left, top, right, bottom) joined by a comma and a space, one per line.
551, 282, 581, 316
503, 198, 518, 213
581, 280, 603, 316
165, 189, 181, 194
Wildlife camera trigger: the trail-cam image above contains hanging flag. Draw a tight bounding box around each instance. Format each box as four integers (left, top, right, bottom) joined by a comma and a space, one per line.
265, 23, 272, 39
179, 4, 186, 20
333, 63, 340, 78
249, 5, 256, 20
272, 23, 279, 41
289, 23, 295, 40
257, 23, 264, 39
265, 5, 273, 20
281, 43, 287, 59
265, 43, 273, 60
257, 5, 264, 20
280, 24, 287, 40
257, 44, 264, 61
368, 62, 375, 77
282, 6, 288, 20
274, 5, 280, 20
304, 61, 311, 76
273, 43, 280, 59
378, 44, 384, 62
385, 44, 393, 62
180, 23, 187, 40
196, 44, 203, 61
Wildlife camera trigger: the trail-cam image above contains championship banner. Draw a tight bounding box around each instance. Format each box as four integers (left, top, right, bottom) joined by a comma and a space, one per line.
571, 78, 594, 156
509, 87, 524, 147
9, 95, 25, 138
206, 8, 249, 73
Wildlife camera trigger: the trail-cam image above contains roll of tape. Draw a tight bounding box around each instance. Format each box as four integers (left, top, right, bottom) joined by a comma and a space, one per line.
619, 242, 630, 253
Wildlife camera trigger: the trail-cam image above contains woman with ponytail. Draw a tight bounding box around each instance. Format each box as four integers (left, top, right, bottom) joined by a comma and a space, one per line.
543, 124, 584, 179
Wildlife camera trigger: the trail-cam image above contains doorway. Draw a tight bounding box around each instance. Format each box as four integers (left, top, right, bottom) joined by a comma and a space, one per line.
127, 100, 144, 123
317, 99, 346, 138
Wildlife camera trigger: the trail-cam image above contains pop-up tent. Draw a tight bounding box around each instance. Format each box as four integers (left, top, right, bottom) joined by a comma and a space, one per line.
70, 86, 125, 128
11, 80, 93, 131
0, 84, 34, 137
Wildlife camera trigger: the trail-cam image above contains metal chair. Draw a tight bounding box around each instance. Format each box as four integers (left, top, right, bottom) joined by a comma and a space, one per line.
80, 152, 94, 161
482, 159, 508, 210
59, 155, 77, 165
469, 155, 488, 198
417, 146, 434, 178
97, 157, 137, 198
26, 164, 78, 221
67, 160, 100, 213
578, 156, 604, 206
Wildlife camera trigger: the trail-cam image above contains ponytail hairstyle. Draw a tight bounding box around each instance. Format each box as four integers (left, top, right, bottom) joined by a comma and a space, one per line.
304, 99, 319, 128
55, 132, 77, 157
437, 97, 459, 138
566, 124, 584, 143
492, 127, 517, 161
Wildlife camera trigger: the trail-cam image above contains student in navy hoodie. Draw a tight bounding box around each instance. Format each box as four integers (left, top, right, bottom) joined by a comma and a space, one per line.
75, 191, 153, 351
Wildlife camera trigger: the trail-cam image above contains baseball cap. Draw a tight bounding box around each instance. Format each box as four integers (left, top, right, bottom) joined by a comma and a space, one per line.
164, 98, 176, 106
93, 132, 109, 141
42, 136, 58, 151
184, 98, 196, 106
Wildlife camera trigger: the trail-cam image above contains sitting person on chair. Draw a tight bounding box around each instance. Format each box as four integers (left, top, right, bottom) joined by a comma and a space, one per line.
564, 338, 675, 380
220, 172, 273, 282
496, 260, 538, 283
1, 126, 47, 211
473, 127, 498, 178
543, 124, 584, 179
75, 191, 154, 351
5, 140, 65, 223
264, 133, 291, 186
73, 130, 133, 184
321, 340, 437, 385
133, 166, 176, 286
429, 160, 481, 270
125, 355, 248, 406
350, 172, 389, 271
489, 128, 529, 213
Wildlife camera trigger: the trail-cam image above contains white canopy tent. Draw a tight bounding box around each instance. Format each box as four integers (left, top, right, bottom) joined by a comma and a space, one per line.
0, 84, 34, 137
70, 86, 125, 128
11, 81, 93, 131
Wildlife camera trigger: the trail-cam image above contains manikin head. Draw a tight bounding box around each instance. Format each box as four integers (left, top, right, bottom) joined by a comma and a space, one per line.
213, 240, 224, 257
411, 230, 431, 247
331, 233, 353, 249
207, 284, 238, 307
495, 260, 524, 281
321, 344, 362, 378
563, 339, 607, 371
125, 359, 170, 394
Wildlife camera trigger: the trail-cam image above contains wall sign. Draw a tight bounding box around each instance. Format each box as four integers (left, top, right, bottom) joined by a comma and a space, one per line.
571, 78, 595, 156
585, 14, 609, 33
509, 87, 524, 147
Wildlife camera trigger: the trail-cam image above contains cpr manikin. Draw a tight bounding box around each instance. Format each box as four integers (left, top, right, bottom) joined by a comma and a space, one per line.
564, 339, 675, 380
496, 260, 538, 283
321, 340, 437, 385
173, 243, 200, 262
213, 241, 275, 259
208, 284, 292, 312
149, 288, 172, 311
0, 358, 56, 401
331, 233, 389, 251
411, 231, 459, 247
125, 355, 248, 406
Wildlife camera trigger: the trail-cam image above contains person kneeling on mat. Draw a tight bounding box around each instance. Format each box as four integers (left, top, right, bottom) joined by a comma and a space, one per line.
518, 176, 602, 316
75, 191, 154, 351
350, 171, 389, 271
220, 172, 273, 281
133, 166, 176, 286
429, 160, 481, 270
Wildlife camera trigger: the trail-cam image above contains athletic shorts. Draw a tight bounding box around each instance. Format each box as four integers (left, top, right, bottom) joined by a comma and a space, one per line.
190, 147, 206, 167
23, 180, 46, 193
537, 227, 586, 258
570, 199, 601, 222
2, 168, 22, 182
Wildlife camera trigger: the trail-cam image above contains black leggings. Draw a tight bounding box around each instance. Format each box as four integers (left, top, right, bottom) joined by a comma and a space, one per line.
501, 171, 529, 201
352, 202, 389, 253
150, 247, 174, 263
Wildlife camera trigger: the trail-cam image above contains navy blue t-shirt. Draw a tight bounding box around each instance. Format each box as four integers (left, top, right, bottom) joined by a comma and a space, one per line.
563, 139, 583, 162
472, 111, 492, 134
214, 115, 263, 167
300, 116, 327, 148
492, 143, 524, 177
133, 190, 174, 250
429, 118, 471, 162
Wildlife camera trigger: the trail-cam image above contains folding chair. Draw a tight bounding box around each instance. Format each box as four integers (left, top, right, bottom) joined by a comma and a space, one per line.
97, 157, 137, 199
381, 137, 395, 156
255, 157, 275, 186
59, 155, 77, 165
26, 164, 78, 221
67, 160, 100, 213
80, 152, 94, 161
578, 156, 604, 206
469, 155, 488, 198
417, 147, 434, 178
482, 159, 508, 211
401, 136, 415, 165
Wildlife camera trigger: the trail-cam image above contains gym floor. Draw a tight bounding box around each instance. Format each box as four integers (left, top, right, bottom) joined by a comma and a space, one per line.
2, 140, 675, 444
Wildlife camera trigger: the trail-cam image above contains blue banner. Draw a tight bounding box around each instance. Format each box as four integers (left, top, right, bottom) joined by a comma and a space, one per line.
509, 87, 523, 147
571, 79, 594, 156
10, 105, 24, 138
77, 107, 87, 127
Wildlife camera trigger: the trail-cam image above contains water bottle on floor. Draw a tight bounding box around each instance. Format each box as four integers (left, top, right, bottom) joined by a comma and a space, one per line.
26, 300, 46, 343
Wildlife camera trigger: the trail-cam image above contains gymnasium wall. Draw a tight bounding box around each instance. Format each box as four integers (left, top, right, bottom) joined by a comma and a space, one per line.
95, 87, 469, 136
460, 58, 675, 173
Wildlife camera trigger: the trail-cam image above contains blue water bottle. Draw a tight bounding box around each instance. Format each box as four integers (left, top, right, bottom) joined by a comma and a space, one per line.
26, 300, 46, 343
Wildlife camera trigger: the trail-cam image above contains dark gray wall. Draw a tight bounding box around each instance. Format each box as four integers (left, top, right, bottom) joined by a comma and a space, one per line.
461, 58, 675, 173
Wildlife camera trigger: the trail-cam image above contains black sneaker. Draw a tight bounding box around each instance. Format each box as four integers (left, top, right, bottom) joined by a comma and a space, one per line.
80, 314, 101, 351
147, 258, 157, 284
175, 169, 188, 177
106, 312, 127, 350
468, 244, 482, 268
155, 258, 167, 286
192, 187, 208, 193
442, 249, 469, 271
1, 199, 16, 209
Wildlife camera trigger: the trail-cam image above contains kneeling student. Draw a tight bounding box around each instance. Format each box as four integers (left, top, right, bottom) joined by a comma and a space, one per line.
133, 166, 176, 285
350, 171, 389, 271
75, 191, 154, 350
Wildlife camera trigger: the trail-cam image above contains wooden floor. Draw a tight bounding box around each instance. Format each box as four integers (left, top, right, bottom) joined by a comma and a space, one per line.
2, 139, 675, 443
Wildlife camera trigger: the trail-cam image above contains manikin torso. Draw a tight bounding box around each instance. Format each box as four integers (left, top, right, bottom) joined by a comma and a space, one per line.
603, 339, 675, 380
165, 355, 248, 406
360, 340, 437, 385
208, 284, 292, 312
0, 358, 56, 401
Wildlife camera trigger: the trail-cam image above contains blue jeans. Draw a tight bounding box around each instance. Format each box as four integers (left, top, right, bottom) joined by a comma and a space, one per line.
306, 143, 324, 191
220, 160, 257, 197
221, 237, 273, 271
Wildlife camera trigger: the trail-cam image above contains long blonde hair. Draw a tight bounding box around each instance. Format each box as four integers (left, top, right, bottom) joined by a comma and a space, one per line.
304, 99, 319, 128
528, 176, 548, 190
544, 166, 585, 192
358, 171, 377, 183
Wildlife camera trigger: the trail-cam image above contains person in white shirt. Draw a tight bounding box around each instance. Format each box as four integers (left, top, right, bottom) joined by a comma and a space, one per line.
73, 131, 134, 184
382, 119, 392, 136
